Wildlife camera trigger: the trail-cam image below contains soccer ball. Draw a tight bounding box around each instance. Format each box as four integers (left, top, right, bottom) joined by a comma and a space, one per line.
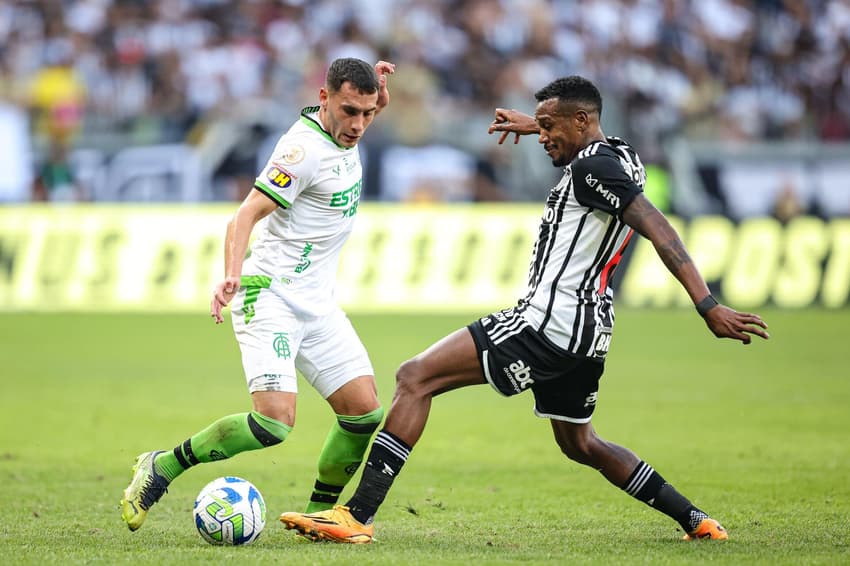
193, 476, 266, 545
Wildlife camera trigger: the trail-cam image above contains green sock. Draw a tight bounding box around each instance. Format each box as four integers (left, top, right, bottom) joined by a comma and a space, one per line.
306, 406, 384, 513
154, 411, 291, 482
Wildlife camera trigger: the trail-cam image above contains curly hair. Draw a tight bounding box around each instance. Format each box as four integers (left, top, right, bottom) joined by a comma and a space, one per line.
534, 76, 603, 117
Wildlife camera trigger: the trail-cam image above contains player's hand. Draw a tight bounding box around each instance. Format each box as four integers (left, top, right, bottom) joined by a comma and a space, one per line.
488, 108, 539, 144
211, 276, 241, 324
375, 60, 395, 112
702, 305, 769, 344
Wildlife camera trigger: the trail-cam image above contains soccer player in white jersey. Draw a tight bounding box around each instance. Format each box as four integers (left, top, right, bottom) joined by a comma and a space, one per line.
120, 58, 395, 531
280, 76, 770, 544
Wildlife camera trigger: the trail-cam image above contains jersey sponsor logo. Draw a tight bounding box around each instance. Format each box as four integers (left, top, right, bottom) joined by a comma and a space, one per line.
270, 162, 298, 177
619, 157, 645, 185
585, 173, 599, 187
277, 144, 305, 165
593, 326, 612, 357
330, 179, 362, 217
294, 242, 313, 273
503, 359, 534, 392
266, 167, 293, 189
593, 182, 620, 209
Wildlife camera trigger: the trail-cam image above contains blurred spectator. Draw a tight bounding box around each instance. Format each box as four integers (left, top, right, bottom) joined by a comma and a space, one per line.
0, 0, 848, 209
32, 140, 84, 202
27, 48, 86, 146
0, 100, 33, 202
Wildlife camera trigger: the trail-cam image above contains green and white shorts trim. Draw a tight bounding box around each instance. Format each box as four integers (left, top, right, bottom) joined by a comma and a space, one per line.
230, 275, 373, 398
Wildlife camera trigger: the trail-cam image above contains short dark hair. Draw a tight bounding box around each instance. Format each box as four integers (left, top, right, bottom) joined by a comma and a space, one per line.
326, 58, 379, 94
534, 76, 603, 117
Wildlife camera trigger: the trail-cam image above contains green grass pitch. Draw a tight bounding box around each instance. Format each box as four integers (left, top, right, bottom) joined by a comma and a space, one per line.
1, 309, 848, 565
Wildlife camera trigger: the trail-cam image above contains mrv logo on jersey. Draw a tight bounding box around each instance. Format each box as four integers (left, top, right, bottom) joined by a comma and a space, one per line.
503, 359, 534, 392
586, 173, 620, 208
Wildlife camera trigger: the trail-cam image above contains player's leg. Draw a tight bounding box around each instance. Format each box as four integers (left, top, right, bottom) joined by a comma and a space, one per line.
551, 420, 727, 539
296, 309, 384, 513
121, 284, 297, 531
122, 395, 295, 531
280, 326, 485, 542
305, 377, 383, 512
155, 391, 295, 480
346, 326, 485, 520
157, 288, 299, 480
541, 358, 727, 540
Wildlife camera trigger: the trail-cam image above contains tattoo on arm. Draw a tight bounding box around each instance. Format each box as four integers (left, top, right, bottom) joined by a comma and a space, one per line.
622, 193, 709, 302
656, 238, 693, 274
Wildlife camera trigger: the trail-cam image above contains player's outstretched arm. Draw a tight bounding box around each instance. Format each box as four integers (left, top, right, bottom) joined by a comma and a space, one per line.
374, 60, 395, 115
622, 194, 769, 344
488, 108, 539, 144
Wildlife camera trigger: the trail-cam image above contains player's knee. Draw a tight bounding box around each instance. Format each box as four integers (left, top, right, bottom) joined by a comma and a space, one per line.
249, 411, 292, 446
395, 357, 428, 396
558, 432, 597, 465
337, 405, 384, 434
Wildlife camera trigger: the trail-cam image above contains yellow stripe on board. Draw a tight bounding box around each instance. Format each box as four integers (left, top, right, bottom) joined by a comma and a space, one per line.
0, 204, 847, 312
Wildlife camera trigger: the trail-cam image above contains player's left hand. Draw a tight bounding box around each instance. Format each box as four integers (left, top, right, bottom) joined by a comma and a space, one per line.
375, 60, 395, 112
703, 305, 769, 344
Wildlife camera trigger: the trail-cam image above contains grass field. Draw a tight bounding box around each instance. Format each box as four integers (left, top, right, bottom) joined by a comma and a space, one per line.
1, 309, 848, 565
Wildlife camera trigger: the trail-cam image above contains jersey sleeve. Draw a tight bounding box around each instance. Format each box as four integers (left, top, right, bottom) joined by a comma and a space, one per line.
252, 136, 319, 208
570, 154, 643, 217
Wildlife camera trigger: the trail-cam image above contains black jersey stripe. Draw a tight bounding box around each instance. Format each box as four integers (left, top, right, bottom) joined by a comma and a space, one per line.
532, 181, 570, 291
539, 210, 591, 332
590, 222, 628, 288
520, 175, 571, 312
568, 218, 622, 353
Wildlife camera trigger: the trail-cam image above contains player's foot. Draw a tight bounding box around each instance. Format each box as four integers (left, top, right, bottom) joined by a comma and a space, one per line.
682, 518, 729, 540
280, 505, 374, 543
120, 451, 170, 531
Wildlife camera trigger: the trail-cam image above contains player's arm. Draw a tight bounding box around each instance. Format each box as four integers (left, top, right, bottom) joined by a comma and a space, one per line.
488, 108, 539, 144
374, 60, 395, 116
211, 189, 277, 324
621, 194, 769, 344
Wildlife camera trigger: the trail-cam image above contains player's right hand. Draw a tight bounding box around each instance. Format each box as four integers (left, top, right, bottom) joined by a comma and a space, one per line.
488, 108, 538, 144
211, 276, 240, 324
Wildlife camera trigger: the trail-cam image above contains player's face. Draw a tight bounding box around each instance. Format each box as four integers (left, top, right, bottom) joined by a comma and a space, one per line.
535, 99, 586, 167
320, 82, 379, 148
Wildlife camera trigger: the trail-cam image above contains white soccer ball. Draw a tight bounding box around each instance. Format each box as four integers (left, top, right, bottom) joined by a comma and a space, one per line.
193, 476, 266, 545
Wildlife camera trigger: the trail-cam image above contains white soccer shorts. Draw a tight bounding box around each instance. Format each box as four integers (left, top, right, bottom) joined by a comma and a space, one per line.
230, 283, 373, 398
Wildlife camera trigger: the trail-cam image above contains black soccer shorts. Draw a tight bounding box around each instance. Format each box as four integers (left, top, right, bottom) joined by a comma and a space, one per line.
468, 310, 604, 423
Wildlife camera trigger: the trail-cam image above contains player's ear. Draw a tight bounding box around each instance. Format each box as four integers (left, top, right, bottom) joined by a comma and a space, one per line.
574, 109, 590, 131
319, 87, 329, 110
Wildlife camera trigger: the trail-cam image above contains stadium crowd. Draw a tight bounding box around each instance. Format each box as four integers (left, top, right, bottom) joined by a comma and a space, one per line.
1, 0, 849, 205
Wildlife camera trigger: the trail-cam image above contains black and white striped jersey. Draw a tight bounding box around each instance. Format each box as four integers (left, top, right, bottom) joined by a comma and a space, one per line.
507, 136, 646, 360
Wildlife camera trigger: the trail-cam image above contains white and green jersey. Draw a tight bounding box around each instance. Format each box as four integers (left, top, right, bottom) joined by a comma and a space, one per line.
247, 106, 363, 317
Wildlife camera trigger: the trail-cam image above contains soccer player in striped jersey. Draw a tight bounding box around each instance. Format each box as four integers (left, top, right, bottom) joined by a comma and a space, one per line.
121, 58, 395, 532
280, 76, 769, 543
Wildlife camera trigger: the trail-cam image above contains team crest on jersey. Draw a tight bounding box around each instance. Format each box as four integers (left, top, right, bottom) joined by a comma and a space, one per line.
266, 166, 294, 189
277, 144, 305, 165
